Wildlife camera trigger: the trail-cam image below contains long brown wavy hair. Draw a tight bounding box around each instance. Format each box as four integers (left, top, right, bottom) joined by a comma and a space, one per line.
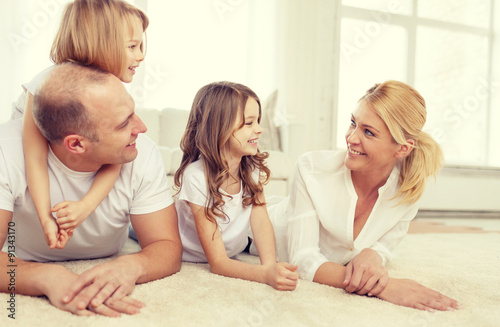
174, 81, 271, 225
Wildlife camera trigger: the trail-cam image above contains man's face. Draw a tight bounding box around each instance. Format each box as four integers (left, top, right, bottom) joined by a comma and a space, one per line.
83, 77, 147, 167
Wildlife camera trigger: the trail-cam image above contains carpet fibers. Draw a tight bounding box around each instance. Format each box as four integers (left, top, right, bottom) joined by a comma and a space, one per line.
1, 233, 499, 327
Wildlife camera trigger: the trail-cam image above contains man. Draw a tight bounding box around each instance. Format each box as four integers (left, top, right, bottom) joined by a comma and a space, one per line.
0, 63, 182, 317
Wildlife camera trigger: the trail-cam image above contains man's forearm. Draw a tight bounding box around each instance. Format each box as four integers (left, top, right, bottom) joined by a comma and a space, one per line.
117, 239, 182, 284
1, 251, 64, 296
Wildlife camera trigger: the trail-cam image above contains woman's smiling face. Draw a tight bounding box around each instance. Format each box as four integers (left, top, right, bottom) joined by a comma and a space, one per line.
344, 100, 403, 176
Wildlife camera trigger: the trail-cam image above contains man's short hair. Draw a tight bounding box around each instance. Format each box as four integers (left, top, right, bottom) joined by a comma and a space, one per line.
32, 63, 112, 144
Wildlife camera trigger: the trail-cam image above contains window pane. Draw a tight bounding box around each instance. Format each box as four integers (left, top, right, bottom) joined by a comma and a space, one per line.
418, 0, 491, 28
337, 18, 407, 149
342, 0, 413, 16
415, 26, 489, 166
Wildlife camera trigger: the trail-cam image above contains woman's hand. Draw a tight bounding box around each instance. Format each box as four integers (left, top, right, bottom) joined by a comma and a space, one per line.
343, 248, 388, 296
265, 262, 299, 291
377, 278, 460, 311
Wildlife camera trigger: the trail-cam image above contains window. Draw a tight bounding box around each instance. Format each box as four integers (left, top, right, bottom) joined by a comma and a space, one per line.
336, 0, 498, 167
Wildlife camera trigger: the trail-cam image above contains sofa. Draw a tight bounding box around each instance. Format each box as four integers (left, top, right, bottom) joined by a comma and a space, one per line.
135, 108, 293, 197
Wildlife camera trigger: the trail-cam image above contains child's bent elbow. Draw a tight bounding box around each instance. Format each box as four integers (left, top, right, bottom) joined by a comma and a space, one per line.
208, 259, 229, 276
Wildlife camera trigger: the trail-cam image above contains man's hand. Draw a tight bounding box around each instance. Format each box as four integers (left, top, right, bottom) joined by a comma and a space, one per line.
43, 264, 143, 317
343, 248, 388, 296
61, 257, 143, 310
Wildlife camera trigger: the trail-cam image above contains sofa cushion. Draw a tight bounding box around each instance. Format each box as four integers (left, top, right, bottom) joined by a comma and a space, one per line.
159, 108, 190, 148
136, 108, 161, 144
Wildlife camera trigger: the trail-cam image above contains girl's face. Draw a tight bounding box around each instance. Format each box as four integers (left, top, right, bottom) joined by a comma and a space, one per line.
120, 15, 145, 83
227, 98, 263, 160
344, 100, 404, 176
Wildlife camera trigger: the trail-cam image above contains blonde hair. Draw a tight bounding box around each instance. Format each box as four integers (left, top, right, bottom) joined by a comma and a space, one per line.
175, 82, 271, 225
50, 0, 149, 79
360, 80, 443, 204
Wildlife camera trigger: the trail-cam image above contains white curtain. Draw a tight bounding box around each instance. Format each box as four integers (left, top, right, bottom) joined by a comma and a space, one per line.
127, 0, 278, 112
276, 0, 339, 160
489, 4, 500, 166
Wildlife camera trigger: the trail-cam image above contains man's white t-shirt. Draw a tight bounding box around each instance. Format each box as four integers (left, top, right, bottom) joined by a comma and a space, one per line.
0, 119, 173, 262
176, 159, 255, 262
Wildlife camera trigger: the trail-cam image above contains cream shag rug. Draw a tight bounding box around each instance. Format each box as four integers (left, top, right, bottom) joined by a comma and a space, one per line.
1, 233, 499, 327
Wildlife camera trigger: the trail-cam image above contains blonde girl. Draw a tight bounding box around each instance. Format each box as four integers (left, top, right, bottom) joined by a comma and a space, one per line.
13, 0, 148, 249
174, 81, 298, 290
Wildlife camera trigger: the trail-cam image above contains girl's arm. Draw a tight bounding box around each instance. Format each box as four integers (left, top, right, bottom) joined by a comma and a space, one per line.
248, 192, 280, 265
22, 92, 67, 249
53, 164, 122, 230
189, 202, 298, 291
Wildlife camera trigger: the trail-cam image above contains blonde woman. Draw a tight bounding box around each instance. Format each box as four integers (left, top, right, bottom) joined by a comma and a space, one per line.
271, 81, 460, 311
12, 0, 148, 249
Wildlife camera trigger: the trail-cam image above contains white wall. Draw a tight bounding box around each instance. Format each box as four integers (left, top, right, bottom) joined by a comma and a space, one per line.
1, 0, 65, 124
419, 167, 500, 213
488, 2, 500, 167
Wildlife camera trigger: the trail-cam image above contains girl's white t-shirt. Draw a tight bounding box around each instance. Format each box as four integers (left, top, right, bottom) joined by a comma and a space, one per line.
11, 66, 54, 120
176, 159, 256, 262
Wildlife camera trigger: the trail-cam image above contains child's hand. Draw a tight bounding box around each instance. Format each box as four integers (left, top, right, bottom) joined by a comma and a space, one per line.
41, 217, 60, 249
52, 200, 93, 230
54, 229, 74, 249
265, 262, 299, 291
41, 217, 74, 250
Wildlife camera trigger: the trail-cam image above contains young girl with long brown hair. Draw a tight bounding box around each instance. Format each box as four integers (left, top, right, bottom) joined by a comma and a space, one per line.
175, 81, 298, 290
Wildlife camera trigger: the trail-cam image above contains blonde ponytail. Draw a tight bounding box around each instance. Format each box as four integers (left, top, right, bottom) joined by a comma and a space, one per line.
398, 131, 443, 204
